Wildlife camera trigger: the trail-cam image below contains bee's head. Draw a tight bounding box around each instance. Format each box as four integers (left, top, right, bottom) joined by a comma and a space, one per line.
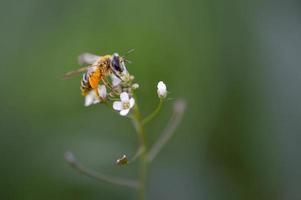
110, 53, 126, 77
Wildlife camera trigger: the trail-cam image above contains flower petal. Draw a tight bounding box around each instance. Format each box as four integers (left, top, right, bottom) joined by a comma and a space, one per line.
120, 109, 130, 116
93, 99, 100, 104
85, 91, 95, 107
98, 85, 107, 99
111, 74, 121, 86
120, 92, 129, 102
113, 101, 123, 110
129, 98, 135, 108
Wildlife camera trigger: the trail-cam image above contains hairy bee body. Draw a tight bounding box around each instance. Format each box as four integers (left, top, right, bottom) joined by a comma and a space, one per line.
64, 52, 127, 98
80, 55, 111, 96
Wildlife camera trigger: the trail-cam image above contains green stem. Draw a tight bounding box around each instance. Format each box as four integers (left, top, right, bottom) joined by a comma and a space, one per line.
142, 99, 163, 125
65, 151, 139, 189
132, 103, 148, 200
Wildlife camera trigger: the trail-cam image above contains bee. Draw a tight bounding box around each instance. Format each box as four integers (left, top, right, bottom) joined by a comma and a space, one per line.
64, 52, 131, 100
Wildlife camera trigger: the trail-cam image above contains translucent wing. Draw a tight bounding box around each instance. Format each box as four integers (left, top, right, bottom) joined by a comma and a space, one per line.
63, 65, 92, 80
78, 53, 100, 65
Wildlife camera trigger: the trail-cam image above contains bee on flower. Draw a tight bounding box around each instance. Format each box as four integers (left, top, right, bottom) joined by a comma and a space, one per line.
64, 51, 169, 118
64, 51, 140, 116
64, 51, 185, 200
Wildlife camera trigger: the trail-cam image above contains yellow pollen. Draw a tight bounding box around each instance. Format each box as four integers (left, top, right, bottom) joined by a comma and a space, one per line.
122, 102, 130, 109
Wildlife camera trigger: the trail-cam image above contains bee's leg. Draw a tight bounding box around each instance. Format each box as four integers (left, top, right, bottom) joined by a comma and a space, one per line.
94, 87, 104, 102
102, 77, 120, 96
101, 77, 113, 89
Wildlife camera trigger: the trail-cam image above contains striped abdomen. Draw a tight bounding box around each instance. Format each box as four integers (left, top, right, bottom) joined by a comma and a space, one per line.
80, 69, 92, 96
80, 67, 101, 96
80, 57, 110, 96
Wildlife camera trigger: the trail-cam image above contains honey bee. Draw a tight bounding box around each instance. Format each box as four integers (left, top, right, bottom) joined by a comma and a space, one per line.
64, 52, 129, 100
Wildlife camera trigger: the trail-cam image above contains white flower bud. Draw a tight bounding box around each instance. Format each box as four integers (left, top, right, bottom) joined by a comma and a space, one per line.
157, 81, 167, 99
129, 75, 135, 81
132, 83, 139, 90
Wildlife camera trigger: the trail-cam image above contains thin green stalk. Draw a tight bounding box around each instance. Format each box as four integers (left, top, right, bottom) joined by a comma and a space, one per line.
142, 100, 163, 125
64, 151, 140, 189
147, 100, 186, 162
132, 103, 148, 200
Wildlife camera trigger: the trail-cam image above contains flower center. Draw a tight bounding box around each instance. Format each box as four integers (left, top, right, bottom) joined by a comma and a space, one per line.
122, 101, 130, 109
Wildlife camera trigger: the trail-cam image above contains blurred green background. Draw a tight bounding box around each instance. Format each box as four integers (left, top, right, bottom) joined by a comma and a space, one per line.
0, 0, 300, 199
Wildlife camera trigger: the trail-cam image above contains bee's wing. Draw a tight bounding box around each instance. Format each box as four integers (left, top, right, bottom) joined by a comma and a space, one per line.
78, 53, 100, 65
63, 65, 92, 80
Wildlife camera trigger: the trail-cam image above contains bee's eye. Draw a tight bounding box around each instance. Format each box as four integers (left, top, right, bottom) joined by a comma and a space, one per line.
112, 56, 122, 72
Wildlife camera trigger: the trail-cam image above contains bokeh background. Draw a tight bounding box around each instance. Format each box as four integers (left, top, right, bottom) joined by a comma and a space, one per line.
0, 0, 300, 199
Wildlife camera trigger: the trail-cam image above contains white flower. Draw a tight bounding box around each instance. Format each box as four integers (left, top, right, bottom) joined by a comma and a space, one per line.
157, 81, 167, 98
85, 85, 107, 107
113, 92, 135, 116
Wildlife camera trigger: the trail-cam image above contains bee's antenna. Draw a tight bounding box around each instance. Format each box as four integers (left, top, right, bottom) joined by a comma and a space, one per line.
125, 59, 132, 64
122, 49, 135, 59
125, 49, 135, 56
121, 49, 135, 64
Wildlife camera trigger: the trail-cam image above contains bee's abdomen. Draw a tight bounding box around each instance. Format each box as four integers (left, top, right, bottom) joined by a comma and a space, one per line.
80, 71, 92, 96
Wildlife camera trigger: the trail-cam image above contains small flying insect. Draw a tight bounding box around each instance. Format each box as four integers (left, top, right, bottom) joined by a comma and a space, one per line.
64, 50, 134, 100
